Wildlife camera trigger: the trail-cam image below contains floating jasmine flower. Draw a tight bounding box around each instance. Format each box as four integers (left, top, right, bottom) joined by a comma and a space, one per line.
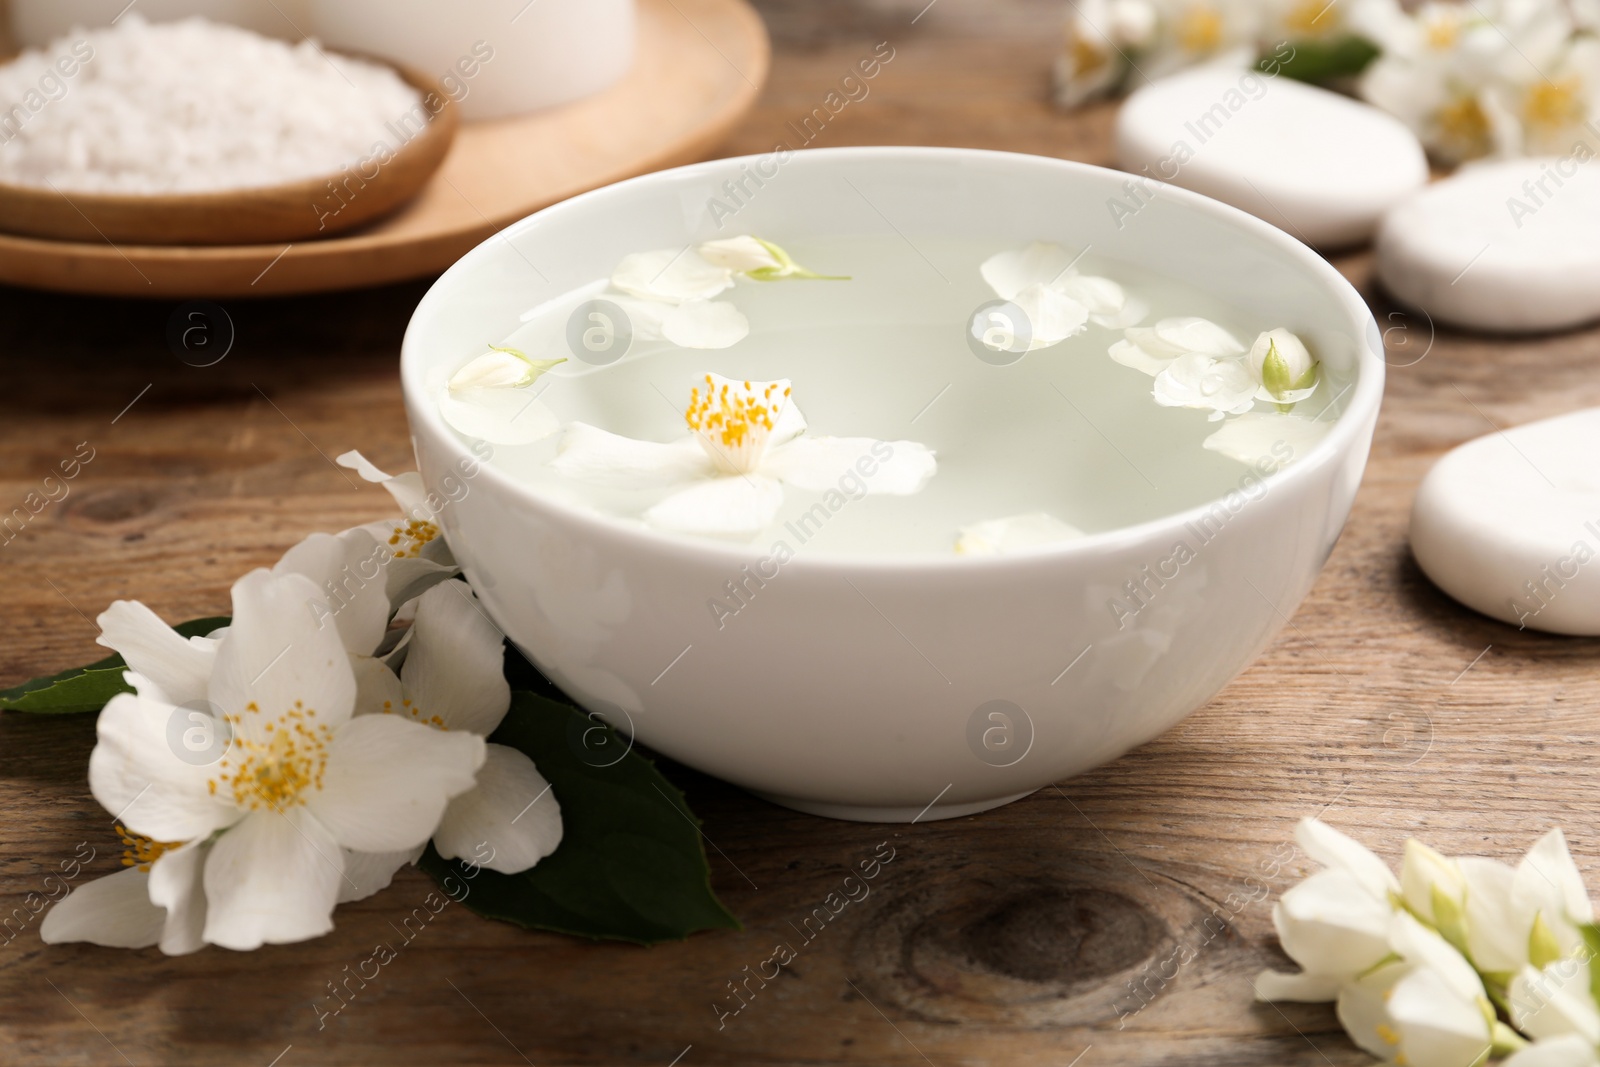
1152, 350, 1259, 419
697, 235, 847, 280
1248, 327, 1321, 407
1202, 411, 1333, 470
977, 241, 1144, 351
955, 513, 1085, 555
549, 374, 936, 540
437, 345, 565, 446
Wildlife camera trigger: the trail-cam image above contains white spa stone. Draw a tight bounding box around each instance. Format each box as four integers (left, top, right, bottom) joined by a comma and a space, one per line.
1114, 66, 1429, 248
1376, 159, 1600, 333
1410, 407, 1600, 635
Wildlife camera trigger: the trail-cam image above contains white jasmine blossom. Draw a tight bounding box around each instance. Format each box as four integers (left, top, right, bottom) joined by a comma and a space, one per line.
1110, 316, 1248, 376
47, 569, 486, 952
549, 374, 936, 540
697, 235, 846, 280
954, 512, 1085, 555
1248, 327, 1320, 406
336, 451, 462, 608
1504, 1035, 1600, 1067
353, 580, 562, 877
1152, 351, 1260, 419
977, 241, 1144, 351
437, 345, 565, 446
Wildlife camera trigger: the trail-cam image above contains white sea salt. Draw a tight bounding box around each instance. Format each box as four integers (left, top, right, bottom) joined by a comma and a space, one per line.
0, 16, 426, 194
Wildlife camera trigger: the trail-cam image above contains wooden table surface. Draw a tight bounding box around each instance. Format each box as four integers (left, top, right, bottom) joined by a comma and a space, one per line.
5, 1, 1599, 1064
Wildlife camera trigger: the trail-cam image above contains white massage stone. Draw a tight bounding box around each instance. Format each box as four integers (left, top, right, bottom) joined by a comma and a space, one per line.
1115, 65, 1428, 248
1410, 407, 1600, 635
1377, 158, 1600, 332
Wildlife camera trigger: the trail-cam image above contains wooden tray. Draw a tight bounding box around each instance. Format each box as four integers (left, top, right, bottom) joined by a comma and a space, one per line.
0, 0, 768, 297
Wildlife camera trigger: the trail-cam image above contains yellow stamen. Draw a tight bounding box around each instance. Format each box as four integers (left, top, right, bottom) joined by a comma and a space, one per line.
118, 825, 181, 872
1525, 77, 1585, 132
388, 517, 439, 560
1433, 95, 1492, 159
684, 374, 788, 474
208, 701, 332, 811
1285, 0, 1332, 36
1176, 4, 1223, 52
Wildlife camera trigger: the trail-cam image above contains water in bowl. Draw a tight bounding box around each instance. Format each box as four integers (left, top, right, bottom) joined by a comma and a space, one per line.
478, 234, 1351, 557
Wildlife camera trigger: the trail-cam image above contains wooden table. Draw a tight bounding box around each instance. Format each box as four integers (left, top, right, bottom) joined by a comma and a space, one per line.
4, 1, 1598, 1063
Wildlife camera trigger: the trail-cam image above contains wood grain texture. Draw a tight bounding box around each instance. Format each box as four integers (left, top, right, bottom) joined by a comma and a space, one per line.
3, 1, 1599, 1064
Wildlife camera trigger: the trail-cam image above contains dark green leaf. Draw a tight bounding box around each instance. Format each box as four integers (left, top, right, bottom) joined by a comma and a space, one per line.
1260, 36, 1380, 84
419, 690, 741, 945
0, 616, 230, 714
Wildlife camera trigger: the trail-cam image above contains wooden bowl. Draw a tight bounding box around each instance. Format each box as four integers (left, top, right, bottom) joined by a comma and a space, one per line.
0, 58, 459, 246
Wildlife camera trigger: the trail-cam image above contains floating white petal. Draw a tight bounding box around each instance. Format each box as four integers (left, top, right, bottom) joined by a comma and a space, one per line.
1203, 412, 1333, 470
763, 437, 937, 496
645, 475, 787, 539
438, 385, 561, 446
1151, 352, 1258, 419
662, 300, 749, 349
611, 248, 734, 303
551, 423, 714, 491
955, 512, 1084, 555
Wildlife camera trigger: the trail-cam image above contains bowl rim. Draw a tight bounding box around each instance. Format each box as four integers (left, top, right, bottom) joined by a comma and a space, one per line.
402, 145, 1385, 573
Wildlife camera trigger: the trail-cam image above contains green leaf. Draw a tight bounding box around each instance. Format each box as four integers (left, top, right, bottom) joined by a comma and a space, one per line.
1260, 35, 1380, 85
419, 690, 740, 945
0, 616, 230, 714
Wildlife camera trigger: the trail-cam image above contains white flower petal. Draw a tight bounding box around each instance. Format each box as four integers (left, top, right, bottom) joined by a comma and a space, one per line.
644, 474, 786, 539
202, 808, 343, 950
335, 453, 431, 519
1155, 316, 1247, 356
89, 689, 238, 842
1460, 856, 1523, 973
1390, 910, 1485, 1002
1274, 870, 1395, 977
401, 581, 509, 737
1056, 274, 1127, 318
447, 349, 562, 391
955, 512, 1084, 555
1296, 818, 1401, 897
764, 436, 936, 495
95, 600, 217, 707
311, 715, 484, 853
1090, 292, 1149, 330
1012, 283, 1091, 348
1108, 338, 1175, 377
1337, 960, 1411, 1061
1516, 828, 1596, 926
611, 248, 734, 303
549, 422, 713, 491
1152, 352, 1258, 416
1503, 1034, 1600, 1067
273, 530, 390, 660
1388, 966, 1492, 1067
208, 570, 357, 742
1511, 963, 1600, 1043
351, 654, 406, 718
337, 846, 423, 904
698, 235, 781, 273
1253, 969, 1342, 1002
1203, 413, 1334, 471
39, 867, 164, 949
979, 241, 1080, 301
662, 301, 749, 349
433, 744, 562, 875
438, 386, 561, 446
147, 838, 209, 955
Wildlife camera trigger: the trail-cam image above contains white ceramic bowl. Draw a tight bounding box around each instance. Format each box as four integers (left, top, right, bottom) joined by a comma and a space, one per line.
401, 147, 1384, 822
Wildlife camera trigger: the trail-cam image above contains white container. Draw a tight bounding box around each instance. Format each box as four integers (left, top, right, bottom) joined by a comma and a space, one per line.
401, 147, 1385, 822
305, 0, 635, 121
9, 0, 308, 46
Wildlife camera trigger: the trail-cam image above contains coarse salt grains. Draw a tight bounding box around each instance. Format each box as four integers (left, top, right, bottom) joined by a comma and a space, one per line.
0, 16, 424, 194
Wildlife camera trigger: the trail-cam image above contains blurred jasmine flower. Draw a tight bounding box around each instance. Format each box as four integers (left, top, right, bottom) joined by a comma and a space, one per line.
955, 512, 1085, 555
